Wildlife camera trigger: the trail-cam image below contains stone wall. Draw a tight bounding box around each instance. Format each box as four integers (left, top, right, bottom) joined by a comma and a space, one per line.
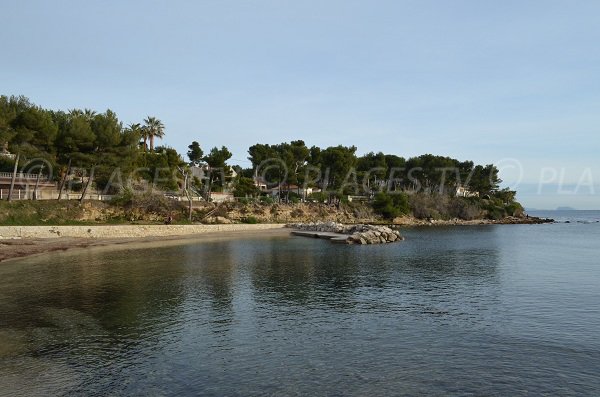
0, 224, 286, 239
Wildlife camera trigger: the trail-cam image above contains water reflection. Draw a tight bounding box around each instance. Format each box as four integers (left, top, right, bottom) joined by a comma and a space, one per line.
1, 226, 598, 396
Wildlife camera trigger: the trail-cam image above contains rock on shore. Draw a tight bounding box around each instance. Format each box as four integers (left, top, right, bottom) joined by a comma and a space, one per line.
287, 221, 404, 245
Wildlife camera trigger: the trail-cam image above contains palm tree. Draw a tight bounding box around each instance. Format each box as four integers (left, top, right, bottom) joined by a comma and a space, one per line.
83, 108, 97, 121
68, 109, 83, 118
143, 116, 165, 151
68, 108, 96, 121
127, 123, 146, 151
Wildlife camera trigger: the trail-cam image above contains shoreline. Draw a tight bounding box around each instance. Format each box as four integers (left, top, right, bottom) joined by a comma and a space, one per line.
0, 218, 553, 264
0, 224, 287, 264
0, 223, 286, 239
391, 215, 554, 226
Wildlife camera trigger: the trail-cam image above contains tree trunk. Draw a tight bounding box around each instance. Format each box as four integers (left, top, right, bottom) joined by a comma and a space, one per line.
178, 167, 194, 222
187, 186, 193, 222
206, 167, 213, 202
184, 172, 193, 221
57, 158, 71, 200
150, 136, 154, 151
80, 166, 95, 203
7, 153, 20, 202
33, 167, 43, 200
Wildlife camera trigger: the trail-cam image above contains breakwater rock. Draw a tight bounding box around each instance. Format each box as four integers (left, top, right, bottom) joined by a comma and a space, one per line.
287, 222, 404, 245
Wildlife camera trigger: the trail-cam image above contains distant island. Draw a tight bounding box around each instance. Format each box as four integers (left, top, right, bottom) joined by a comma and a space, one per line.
556, 206, 577, 211
0, 94, 545, 226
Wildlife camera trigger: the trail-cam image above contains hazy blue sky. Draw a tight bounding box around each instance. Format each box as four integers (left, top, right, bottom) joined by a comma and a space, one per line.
2, 0, 599, 208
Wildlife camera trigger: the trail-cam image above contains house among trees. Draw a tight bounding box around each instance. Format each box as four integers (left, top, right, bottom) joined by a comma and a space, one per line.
0, 171, 57, 199
455, 186, 479, 198
253, 176, 268, 191
0, 143, 15, 160
269, 184, 320, 199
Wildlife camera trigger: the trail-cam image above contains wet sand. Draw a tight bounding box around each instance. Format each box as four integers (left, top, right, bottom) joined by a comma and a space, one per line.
0, 228, 290, 264
0, 216, 553, 264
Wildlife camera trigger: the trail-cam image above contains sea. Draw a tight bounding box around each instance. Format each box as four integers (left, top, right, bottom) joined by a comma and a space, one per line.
0, 210, 599, 396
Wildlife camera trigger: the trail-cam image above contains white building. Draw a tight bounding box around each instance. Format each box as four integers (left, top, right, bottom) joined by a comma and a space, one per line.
455, 186, 479, 198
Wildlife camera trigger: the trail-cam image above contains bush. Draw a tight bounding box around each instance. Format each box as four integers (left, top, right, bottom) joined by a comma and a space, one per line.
447, 197, 481, 220
111, 190, 185, 217
260, 196, 274, 205
0, 200, 90, 225
110, 188, 135, 206
307, 192, 327, 203
238, 197, 251, 205
505, 202, 524, 217
241, 216, 259, 224
390, 192, 410, 214
409, 193, 431, 219
291, 208, 304, 218
372, 192, 409, 220
486, 206, 506, 220
408, 193, 484, 220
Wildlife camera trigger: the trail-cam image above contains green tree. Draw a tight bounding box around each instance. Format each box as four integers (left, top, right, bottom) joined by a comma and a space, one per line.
91, 110, 122, 150
372, 191, 409, 220
57, 112, 96, 155
11, 106, 58, 153
234, 176, 260, 197
320, 145, 357, 193
187, 141, 204, 165
357, 151, 387, 193
248, 143, 280, 188
384, 154, 406, 191
204, 146, 232, 199
143, 116, 165, 151
468, 164, 501, 196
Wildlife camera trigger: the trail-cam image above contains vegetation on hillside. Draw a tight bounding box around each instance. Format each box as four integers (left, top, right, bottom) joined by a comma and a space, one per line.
0, 95, 524, 223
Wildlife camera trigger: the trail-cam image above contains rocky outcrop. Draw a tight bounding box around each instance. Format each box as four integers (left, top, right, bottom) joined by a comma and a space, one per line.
287, 221, 404, 245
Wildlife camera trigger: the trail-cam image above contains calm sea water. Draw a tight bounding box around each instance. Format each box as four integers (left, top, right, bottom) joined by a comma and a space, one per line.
1, 211, 599, 396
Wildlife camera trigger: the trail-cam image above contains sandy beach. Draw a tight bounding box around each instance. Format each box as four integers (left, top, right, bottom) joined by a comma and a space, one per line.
0, 225, 288, 264
0, 217, 552, 263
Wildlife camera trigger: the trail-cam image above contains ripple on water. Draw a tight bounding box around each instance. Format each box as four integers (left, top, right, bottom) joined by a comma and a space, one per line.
1, 224, 599, 396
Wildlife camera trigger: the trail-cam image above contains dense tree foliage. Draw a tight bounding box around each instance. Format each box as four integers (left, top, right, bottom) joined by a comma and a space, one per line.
372, 192, 410, 219
203, 146, 232, 196
1, 95, 520, 218
0, 95, 170, 191
187, 141, 203, 165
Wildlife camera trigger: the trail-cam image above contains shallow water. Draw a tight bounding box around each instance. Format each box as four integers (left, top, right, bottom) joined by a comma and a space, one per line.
1, 214, 599, 396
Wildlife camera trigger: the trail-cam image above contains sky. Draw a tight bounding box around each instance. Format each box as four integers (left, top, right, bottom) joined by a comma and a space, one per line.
2, 0, 599, 209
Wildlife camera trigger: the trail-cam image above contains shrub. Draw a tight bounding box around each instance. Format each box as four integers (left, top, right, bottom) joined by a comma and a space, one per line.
372, 192, 409, 220
110, 188, 135, 206
241, 216, 259, 224
390, 192, 410, 214
486, 206, 506, 220
505, 202, 524, 217
291, 208, 304, 218
447, 197, 481, 220
307, 192, 327, 203
260, 196, 274, 205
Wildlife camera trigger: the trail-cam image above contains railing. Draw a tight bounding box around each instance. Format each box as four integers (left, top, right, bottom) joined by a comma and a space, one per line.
0, 189, 28, 200
0, 189, 114, 201
0, 172, 49, 181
